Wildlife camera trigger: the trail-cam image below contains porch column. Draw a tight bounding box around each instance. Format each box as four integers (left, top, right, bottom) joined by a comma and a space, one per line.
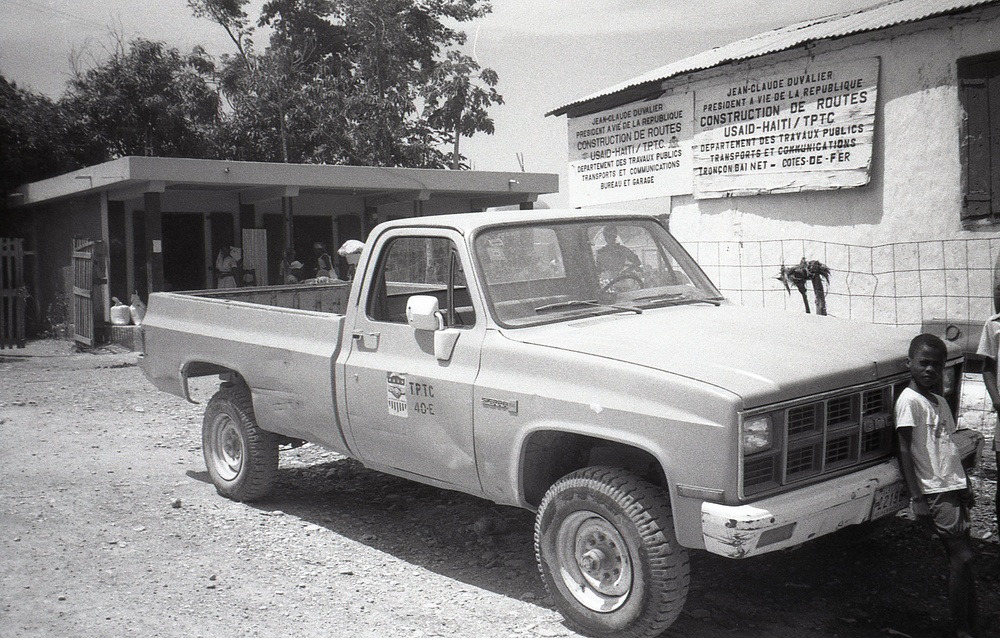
282, 196, 294, 254
144, 191, 164, 293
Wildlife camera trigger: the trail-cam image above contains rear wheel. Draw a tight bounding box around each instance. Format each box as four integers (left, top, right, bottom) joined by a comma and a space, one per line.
534, 466, 689, 638
202, 384, 278, 502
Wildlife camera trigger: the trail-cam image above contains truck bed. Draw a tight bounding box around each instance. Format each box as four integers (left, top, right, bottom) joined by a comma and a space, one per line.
189, 281, 352, 314
140, 282, 354, 453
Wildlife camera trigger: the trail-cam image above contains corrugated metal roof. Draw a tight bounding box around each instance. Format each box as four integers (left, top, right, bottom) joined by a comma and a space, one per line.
549, 0, 997, 117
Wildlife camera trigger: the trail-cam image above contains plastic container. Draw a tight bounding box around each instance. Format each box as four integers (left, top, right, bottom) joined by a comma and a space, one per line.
129, 293, 147, 326
110, 298, 131, 325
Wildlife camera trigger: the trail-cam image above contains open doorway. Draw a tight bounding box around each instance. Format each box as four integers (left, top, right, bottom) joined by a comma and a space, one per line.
161, 213, 205, 291
293, 216, 334, 279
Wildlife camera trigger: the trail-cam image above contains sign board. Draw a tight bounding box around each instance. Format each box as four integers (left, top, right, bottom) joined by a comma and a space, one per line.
568, 94, 694, 207
693, 57, 879, 198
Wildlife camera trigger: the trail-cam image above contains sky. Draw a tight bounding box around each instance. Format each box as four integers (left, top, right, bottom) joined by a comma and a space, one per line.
1, 0, 883, 207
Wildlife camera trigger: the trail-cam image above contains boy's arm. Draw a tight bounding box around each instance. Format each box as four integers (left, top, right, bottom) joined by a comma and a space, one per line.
978, 317, 1000, 409
896, 427, 930, 517
983, 356, 1000, 411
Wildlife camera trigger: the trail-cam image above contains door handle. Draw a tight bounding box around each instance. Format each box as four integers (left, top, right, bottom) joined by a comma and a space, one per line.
352, 330, 380, 347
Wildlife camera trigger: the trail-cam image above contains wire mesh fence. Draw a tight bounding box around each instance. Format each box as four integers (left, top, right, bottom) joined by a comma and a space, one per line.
687, 236, 1000, 329
687, 236, 1000, 432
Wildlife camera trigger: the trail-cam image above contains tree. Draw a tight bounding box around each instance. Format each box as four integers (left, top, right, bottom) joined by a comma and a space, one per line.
0, 76, 98, 204
62, 37, 222, 159
190, 0, 501, 168
187, 0, 254, 62
423, 51, 503, 169
190, 0, 351, 162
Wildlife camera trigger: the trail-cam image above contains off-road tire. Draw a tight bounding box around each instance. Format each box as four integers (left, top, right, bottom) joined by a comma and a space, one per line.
534, 466, 689, 638
202, 384, 278, 502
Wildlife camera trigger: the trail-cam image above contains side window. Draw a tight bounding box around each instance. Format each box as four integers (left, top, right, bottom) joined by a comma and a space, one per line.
479, 227, 565, 285
367, 237, 475, 326
959, 53, 1000, 226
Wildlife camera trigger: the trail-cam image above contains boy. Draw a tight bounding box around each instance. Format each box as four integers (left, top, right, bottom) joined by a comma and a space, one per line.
896, 333, 978, 638
976, 312, 1000, 535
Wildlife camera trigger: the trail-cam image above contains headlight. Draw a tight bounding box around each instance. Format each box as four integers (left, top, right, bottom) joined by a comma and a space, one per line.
743, 415, 773, 454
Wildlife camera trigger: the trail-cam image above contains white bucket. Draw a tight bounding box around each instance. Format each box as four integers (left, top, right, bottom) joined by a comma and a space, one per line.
110, 304, 131, 325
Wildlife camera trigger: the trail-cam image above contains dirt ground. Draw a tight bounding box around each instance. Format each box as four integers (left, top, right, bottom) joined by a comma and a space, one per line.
3, 339, 1000, 638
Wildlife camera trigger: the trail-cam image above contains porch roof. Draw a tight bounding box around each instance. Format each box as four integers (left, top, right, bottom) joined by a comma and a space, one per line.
8, 156, 558, 209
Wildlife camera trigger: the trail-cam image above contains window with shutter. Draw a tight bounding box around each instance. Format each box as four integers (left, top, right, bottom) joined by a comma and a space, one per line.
959, 53, 1000, 226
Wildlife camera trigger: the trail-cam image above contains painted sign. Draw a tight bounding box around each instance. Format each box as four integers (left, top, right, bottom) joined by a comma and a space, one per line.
568, 94, 694, 207
386, 371, 407, 418
386, 372, 438, 418
693, 57, 879, 198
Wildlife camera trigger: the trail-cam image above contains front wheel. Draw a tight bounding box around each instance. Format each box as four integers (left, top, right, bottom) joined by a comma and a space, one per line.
534, 467, 689, 638
202, 384, 278, 502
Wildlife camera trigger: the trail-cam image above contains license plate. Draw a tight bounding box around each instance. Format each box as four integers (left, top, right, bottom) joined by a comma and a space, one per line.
871, 482, 909, 519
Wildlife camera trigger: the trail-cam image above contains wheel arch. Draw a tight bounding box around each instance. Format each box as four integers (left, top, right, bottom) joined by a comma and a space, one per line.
180, 360, 249, 403
520, 430, 671, 509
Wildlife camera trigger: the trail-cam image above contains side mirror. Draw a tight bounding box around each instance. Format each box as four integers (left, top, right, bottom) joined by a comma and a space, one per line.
406, 294, 460, 362
406, 295, 443, 331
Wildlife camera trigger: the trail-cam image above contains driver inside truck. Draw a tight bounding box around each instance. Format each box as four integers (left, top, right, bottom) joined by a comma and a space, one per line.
595, 225, 641, 284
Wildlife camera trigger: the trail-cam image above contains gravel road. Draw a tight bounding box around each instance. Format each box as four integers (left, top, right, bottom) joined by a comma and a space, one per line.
2, 339, 999, 638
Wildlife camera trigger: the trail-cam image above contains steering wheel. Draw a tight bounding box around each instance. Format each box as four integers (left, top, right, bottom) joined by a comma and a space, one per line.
601, 267, 644, 294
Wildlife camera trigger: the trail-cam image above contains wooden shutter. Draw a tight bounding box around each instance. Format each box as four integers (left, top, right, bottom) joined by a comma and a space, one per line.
960, 56, 1000, 223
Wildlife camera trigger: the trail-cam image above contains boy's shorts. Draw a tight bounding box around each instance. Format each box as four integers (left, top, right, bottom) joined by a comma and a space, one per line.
924, 490, 971, 539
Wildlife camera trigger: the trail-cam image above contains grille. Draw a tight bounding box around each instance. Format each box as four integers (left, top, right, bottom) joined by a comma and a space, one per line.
744, 456, 776, 489
863, 388, 886, 415
827, 396, 854, 426
786, 445, 819, 478
862, 427, 889, 455
743, 382, 897, 497
825, 434, 856, 466
787, 405, 819, 436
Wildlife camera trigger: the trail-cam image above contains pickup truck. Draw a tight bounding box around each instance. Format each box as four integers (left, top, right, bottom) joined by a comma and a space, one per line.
140, 208, 962, 638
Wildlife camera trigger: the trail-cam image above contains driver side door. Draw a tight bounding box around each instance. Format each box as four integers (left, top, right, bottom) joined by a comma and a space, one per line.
342, 229, 485, 491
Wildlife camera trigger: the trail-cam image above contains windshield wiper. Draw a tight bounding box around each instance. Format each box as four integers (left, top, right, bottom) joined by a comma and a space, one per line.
534, 299, 642, 315
631, 293, 723, 308
630, 292, 684, 304
685, 297, 724, 306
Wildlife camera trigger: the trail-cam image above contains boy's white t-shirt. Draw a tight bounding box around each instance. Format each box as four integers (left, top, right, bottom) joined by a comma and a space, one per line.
977, 313, 1000, 452
978, 313, 1000, 395
894, 387, 967, 494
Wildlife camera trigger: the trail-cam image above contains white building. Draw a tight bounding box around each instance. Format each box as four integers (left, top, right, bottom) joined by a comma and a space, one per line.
550, 0, 1000, 352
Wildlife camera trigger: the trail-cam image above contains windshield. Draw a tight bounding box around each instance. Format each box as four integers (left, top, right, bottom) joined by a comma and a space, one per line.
473, 218, 723, 327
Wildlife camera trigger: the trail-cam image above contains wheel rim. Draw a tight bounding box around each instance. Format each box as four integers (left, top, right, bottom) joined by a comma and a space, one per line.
208, 413, 244, 482
554, 511, 633, 612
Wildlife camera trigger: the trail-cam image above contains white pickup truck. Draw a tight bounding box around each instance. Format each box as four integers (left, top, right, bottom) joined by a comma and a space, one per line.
140, 208, 962, 638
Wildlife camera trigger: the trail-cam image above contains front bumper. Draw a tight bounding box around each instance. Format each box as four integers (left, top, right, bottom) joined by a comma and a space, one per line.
701, 460, 903, 558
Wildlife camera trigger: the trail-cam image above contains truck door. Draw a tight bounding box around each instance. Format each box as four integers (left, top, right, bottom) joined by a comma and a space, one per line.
343, 229, 485, 491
